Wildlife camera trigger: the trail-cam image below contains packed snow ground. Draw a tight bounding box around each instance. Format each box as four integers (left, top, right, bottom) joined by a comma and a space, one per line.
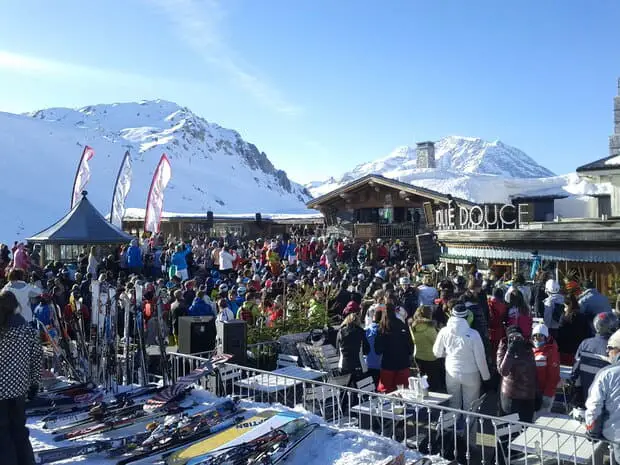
0, 100, 310, 244
28, 387, 451, 465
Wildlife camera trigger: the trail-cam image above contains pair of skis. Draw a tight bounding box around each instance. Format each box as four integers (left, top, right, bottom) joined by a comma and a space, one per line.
34, 398, 240, 464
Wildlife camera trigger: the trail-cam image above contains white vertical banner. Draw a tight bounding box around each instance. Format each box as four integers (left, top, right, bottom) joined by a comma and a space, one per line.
144, 154, 172, 234
109, 151, 133, 227
71, 145, 95, 208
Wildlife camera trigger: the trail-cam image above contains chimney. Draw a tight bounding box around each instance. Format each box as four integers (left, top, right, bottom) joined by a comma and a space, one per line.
416, 141, 436, 169
610, 78, 620, 156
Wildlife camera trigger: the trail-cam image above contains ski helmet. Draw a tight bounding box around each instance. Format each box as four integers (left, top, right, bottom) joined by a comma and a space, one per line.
545, 279, 560, 295
219, 283, 229, 293
594, 312, 618, 336
237, 286, 246, 296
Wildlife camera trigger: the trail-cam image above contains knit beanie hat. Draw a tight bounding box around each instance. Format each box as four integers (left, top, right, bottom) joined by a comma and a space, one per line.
608, 329, 620, 350
505, 325, 523, 338
451, 304, 469, 319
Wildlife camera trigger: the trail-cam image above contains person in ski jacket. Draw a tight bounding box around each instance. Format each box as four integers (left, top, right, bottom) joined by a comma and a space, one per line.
126, 239, 143, 274
216, 298, 235, 322
171, 244, 192, 281
364, 308, 383, 387
398, 277, 419, 319
543, 279, 564, 339
11, 243, 30, 272
531, 323, 560, 413
170, 290, 187, 345
410, 305, 443, 392
506, 274, 531, 311
374, 303, 414, 393
336, 310, 369, 385
571, 312, 618, 405
530, 271, 549, 318
0, 290, 42, 465
488, 287, 508, 357
578, 281, 612, 325
557, 295, 592, 365
357, 245, 367, 266
507, 289, 533, 340
497, 325, 538, 422
188, 291, 216, 317
417, 275, 438, 306
433, 304, 490, 414
2, 268, 41, 323
585, 328, 620, 461
87, 246, 99, 277
237, 297, 260, 325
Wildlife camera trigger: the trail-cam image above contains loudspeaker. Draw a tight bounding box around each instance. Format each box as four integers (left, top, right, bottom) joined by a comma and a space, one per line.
178, 316, 216, 355
255, 212, 262, 225
217, 320, 247, 364
206, 211, 214, 229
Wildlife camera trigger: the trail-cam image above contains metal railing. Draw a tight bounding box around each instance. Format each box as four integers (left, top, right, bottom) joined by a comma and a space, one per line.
168, 352, 617, 465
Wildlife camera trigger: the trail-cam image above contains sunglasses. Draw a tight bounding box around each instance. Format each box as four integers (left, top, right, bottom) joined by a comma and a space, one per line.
606, 346, 620, 352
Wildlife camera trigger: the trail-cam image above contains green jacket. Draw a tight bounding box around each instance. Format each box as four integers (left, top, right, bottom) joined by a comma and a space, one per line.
410, 320, 438, 362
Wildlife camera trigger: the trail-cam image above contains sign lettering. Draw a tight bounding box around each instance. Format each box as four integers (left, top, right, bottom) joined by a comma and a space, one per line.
435, 201, 527, 230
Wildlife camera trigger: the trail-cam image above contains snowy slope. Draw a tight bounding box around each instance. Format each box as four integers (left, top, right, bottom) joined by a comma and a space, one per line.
0, 100, 310, 243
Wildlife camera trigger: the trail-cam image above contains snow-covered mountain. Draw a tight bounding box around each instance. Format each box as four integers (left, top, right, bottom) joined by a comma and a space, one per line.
310, 136, 555, 194
0, 100, 310, 243
306, 136, 609, 211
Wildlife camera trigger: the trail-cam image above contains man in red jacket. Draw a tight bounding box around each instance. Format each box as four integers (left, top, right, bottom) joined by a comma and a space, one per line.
532, 323, 560, 413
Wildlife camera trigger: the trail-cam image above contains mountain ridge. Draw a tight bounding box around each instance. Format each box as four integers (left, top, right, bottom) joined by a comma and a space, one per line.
0, 99, 310, 242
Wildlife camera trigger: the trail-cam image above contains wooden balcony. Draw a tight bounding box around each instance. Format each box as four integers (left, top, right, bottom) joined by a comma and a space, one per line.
353, 223, 418, 240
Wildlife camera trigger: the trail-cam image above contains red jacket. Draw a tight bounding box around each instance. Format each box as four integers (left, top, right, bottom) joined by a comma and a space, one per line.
377, 245, 388, 260
533, 338, 561, 398
488, 297, 508, 346
336, 242, 344, 259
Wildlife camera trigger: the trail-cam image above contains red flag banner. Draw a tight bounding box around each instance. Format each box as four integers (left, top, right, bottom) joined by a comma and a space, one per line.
71, 145, 95, 208
144, 154, 172, 234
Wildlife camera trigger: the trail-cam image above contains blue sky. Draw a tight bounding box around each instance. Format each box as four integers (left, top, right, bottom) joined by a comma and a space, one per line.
0, 0, 618, 184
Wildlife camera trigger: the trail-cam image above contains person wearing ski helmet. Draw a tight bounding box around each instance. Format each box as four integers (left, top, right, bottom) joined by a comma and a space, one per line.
543, 279, 564, 340
0, 291, 42, 465
531, 323, 560, 413
571, 312, 619, 405
585, 329, 620, 461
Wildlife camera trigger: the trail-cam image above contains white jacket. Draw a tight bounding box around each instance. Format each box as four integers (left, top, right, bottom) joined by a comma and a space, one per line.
2, 281, 41, 322
543, 293, 565, 329
219, 251, 234, 271
433, 317, 490, 381
87, 255, 99, 276
585, 361, 620, 444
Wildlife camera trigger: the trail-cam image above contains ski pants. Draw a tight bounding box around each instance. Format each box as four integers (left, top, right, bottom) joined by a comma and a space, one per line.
0, 396, 35, 465
446, 371, 481, 413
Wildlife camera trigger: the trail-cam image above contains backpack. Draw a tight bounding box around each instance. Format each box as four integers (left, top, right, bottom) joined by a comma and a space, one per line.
551, 302, 564, 323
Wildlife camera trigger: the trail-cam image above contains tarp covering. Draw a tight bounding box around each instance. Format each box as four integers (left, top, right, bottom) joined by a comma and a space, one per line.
27, 192, 134, 245
442, 245, 620, 263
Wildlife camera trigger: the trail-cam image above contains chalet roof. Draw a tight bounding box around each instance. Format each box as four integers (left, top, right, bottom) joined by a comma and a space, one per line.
306, 174, 474, 209
27, 192, 135, 245
576, 154, 620, 173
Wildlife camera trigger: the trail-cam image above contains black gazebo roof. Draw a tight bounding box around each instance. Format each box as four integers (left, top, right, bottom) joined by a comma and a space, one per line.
27, 191, 134, 245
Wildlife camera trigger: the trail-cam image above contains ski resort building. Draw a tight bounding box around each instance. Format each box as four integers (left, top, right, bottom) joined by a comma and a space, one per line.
120, 209, 325, 240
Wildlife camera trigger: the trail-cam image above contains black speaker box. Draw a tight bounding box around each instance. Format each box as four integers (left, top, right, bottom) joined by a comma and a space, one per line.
217, 320, 247, 364
255, 212, 262, 225
178, 316, 216, 355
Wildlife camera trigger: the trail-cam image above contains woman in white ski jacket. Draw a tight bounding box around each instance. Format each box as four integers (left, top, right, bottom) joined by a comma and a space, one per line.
1, 269, 41, 323
433, 304, 490, 415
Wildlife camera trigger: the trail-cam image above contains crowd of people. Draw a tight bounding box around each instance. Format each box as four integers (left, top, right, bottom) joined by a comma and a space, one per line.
1, 235, 620, 462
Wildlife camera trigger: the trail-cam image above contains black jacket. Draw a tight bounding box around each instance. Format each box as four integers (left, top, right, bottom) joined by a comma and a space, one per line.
336, 324, 370, 373
399, 288, 418, 319
557, 312, 593, 356
374, 316, 413, 371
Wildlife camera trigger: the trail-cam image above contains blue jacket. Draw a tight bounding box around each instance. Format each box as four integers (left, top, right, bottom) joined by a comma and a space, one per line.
572, 334, 611, 395
126, 245, 143, 268
188, 297, 215, 317
171, 247, 192, 271
578, 289, 612, 320
277, 242, 287, 261
285, 243, 296, 258
34, 303, 53, 326
364, 323, 382, 370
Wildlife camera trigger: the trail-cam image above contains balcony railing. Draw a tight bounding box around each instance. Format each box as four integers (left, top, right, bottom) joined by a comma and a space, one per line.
354, 223, 423, 240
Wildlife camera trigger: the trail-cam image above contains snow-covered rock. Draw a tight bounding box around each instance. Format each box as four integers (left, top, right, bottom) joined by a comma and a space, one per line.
0, 100, 311, 243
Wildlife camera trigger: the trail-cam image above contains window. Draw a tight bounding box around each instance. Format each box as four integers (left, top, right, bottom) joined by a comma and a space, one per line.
598, 195, 611, 217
